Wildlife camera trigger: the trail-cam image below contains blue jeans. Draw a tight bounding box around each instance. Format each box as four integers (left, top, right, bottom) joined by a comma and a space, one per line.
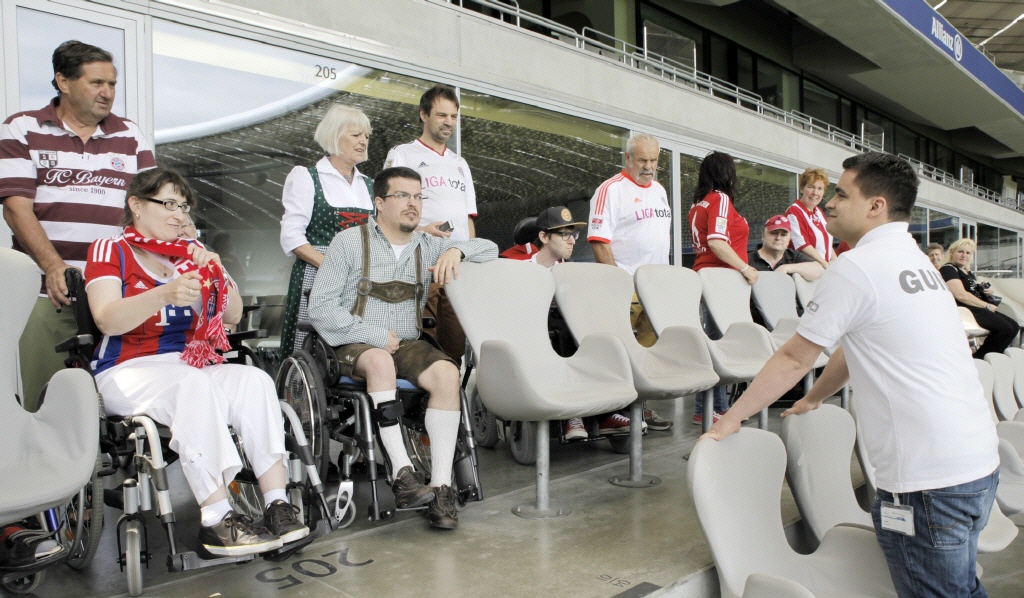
871, 470, 998, 598
693, 385, 730, 416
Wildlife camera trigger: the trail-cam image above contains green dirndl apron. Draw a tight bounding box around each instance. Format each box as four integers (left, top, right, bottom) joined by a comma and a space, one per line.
280, 166, 373, 357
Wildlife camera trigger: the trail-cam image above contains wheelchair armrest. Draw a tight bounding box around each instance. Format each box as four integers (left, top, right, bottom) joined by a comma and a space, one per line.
296, 319, 315, 333
241, 304, 261, 317
55, 333, 94, 354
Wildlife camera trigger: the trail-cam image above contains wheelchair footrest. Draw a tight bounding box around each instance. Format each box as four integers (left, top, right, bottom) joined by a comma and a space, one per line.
0, 546, 68, 579
261, 523, 324, 563
173, 550, 255, 572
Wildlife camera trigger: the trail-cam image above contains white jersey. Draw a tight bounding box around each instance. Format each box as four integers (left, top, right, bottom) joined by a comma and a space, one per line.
384, 140, 477, 242
796, 222, 998, 493
587, 171, 671, 275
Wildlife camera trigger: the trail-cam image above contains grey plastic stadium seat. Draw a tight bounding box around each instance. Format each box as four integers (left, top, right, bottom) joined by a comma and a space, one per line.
960, 307, 990, 350
635, 265, 773, 430
974, 359, 1024, 517
688, 428, 897, 598
446, 260, 636, 518
791, 273, 818, 312
1005, 347, 1024, 407
779, 405, 872, 545
984, 353, 1024, 422
0, 248, 99, 524
792, 400, 1017, 553
750, 270, 802, 348
551, 263, 719, 486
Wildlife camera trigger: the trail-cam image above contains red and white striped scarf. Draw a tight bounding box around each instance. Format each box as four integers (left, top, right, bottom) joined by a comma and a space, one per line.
123, 226, 231, 368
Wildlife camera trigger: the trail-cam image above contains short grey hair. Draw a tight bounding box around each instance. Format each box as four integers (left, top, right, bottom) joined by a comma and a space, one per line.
625, 133, 659, 156
314, 105, 372, 156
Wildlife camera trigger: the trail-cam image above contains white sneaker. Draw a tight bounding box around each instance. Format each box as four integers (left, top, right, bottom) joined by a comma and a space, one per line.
563, 418, 588, 440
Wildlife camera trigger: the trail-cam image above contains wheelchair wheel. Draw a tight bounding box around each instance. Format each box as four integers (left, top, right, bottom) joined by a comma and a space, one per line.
469, 385, 499, 449
508, 421, 537, 465
277, 352, 331, 483
124, 519, 143, 597
65, 453, 105, 570
2, 571, 44, 594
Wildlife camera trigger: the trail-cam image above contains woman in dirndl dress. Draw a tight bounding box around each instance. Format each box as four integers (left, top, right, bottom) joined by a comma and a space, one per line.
279, 105, 374, 357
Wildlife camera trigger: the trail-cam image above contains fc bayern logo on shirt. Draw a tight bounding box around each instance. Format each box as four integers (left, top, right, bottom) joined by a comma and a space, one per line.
39, 151, 58, 168
111, 156, 126, 172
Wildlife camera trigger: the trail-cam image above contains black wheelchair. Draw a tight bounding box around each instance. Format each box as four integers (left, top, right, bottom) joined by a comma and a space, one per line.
277, 320, 483, 522
60, 270, 340, 596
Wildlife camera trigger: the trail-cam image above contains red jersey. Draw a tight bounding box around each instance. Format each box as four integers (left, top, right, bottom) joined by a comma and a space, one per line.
500, 242, 536, 260
85, 235, 205, 373
689, 191, 750, 271
785, 201, 833, 261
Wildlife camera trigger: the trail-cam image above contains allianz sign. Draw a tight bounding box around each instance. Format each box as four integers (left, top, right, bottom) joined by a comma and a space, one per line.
931, 16, 963, 62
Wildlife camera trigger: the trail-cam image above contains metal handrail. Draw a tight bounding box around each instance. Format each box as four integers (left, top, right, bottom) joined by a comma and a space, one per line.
448, 0, 1010, 209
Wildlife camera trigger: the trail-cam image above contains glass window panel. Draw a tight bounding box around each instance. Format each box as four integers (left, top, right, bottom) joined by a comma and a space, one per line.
737, 48, 754, 93
976, 223, 999, 273
928, 208, 960, 252
152, 19, 433, 301
998, 228, 1018, 278
643, 20, 697, 71
16, 7, 127, 115
802, 79, 839, 126
458, 90, 629, 263
910, 206, 928, 251
678, 153, 794, 266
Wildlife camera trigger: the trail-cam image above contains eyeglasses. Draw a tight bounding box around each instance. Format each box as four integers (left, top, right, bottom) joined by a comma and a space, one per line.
381, 191, 424, 202
551, 229, 580, 241
143, 197, 192, 213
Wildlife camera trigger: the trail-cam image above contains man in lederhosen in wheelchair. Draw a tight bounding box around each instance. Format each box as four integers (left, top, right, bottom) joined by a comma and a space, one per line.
308, 166, 497, 530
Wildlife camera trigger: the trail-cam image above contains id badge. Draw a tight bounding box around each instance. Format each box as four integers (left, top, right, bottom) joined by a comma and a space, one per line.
880, 502, 915, 536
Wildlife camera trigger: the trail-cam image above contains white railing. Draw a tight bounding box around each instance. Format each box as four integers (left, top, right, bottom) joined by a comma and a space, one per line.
448, 0, 1011, 210
898, 154, 1009, 208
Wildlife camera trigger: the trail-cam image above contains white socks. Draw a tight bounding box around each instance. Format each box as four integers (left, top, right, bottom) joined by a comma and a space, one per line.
263, 488, 287, 506
369, 390, 413, 472
425, 408, 461, 488
200, 498, 232, 527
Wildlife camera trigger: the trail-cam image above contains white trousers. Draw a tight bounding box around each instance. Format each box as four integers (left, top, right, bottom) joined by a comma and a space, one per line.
96, 353, 286, 505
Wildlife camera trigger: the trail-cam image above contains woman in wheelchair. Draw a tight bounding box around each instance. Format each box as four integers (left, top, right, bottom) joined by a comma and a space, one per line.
83, 168, 308, 557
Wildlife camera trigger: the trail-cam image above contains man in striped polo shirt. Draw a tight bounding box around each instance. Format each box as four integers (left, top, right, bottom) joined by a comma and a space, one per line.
1, 40, 155, 410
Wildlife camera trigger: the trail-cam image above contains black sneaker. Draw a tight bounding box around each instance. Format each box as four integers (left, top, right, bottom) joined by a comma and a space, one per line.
392, 466, 435, 508
199, 511, 283, 557
264, 500, 310, 544
427, 485, 459, 530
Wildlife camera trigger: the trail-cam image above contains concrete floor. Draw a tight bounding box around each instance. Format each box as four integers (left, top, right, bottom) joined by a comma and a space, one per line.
19, 397, 1024, 597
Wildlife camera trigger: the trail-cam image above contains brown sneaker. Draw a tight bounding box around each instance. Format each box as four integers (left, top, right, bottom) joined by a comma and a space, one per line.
427, 485, 458, 530
264, 500, 309, 544
392, 466, 435, 508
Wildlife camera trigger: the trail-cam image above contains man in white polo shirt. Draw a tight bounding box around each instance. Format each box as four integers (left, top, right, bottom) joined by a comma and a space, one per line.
385, 85, 476, 362
702, 152, 999, 597
588, 132, 672, 430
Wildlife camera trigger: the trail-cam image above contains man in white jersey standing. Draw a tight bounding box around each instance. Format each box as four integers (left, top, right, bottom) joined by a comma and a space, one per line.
385, 85, 476, 362
588, 132, 673, 430
1, 40, 155, 410
702, 152, 999, 597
